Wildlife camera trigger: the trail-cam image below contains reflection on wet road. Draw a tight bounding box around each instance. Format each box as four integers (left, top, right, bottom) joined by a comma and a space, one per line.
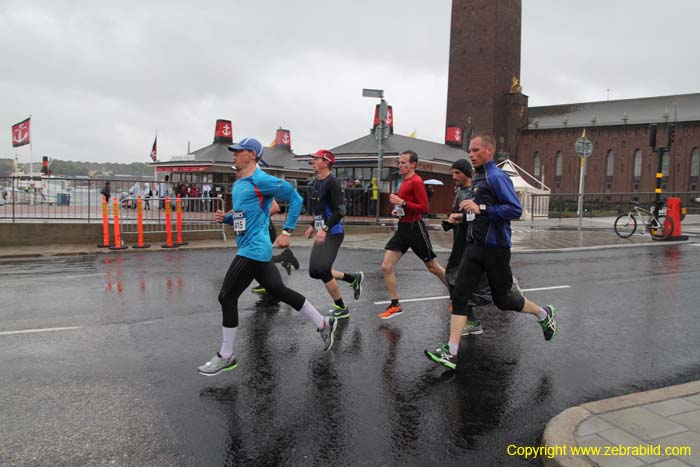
1, 244, 700, 466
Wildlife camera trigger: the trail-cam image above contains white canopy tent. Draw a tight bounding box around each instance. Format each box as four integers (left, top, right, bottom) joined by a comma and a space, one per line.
496, 160, 550, 219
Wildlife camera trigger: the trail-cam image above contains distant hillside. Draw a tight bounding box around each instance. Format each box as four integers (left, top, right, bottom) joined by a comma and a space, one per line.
0, 159, 153, 177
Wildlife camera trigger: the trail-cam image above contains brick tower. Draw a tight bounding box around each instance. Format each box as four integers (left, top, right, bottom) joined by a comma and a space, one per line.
445, 0, 527, 158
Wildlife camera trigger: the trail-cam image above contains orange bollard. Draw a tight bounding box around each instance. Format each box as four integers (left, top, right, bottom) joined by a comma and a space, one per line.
133, 196, 151, 249
161, 196, 178, 248
109, 197, 128, 250
175, 194, 189, 246
97, 196, 111, 247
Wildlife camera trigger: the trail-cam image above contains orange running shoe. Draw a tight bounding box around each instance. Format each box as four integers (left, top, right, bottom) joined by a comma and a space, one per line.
378, 303, 403, 319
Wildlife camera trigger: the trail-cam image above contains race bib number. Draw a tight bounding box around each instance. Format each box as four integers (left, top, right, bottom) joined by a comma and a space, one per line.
233, 210, 246, 234
394, 205, 405, 217
465, 212, 475, 222
314, 215, 325, 230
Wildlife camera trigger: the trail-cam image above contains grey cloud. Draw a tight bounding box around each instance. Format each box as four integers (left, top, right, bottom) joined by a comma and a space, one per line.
1, 0, 698, 163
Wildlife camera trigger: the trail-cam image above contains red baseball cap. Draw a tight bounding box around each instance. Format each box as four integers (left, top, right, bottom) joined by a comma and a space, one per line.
312, 149, 335, 164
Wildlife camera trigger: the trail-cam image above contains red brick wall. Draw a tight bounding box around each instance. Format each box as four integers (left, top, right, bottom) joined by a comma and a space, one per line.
446, 0, 521, 154
517, 123, 700, 194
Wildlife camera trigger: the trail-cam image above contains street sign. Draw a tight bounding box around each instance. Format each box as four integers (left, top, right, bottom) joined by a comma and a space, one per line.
575, 137, 593, 157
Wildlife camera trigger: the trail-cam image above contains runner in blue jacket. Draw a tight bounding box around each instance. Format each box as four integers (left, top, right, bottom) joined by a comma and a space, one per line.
425, 134, 558, 370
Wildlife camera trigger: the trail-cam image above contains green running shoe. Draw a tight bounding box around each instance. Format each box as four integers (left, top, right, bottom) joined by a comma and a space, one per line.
252, 284, 267, 294
328, 304, 350, 319
538, 305, 557, 341
424, 344, 457, 370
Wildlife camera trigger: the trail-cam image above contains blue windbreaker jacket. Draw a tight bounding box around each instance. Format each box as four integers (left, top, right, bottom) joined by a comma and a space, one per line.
466, 160, 522, 248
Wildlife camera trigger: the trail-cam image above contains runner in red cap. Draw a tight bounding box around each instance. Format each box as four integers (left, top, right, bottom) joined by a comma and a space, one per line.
304, 149, 364, 319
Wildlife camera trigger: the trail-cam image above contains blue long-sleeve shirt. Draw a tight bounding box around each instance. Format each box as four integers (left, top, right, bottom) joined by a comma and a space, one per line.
224, 167, 303, 261
467, 160, 522, 248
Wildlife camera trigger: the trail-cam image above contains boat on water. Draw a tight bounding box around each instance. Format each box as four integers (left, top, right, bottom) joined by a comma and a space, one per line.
1, 159, 73, 206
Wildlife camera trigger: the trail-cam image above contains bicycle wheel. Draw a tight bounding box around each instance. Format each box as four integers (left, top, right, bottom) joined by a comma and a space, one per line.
614, 213, 637, 238
650, 214, 674, 241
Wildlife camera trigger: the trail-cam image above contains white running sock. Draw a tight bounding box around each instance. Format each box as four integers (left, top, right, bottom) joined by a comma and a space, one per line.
300, 299, 325, 329
448, 341, 459, 356
535, 308, 548, 321
219, 327, 237, 358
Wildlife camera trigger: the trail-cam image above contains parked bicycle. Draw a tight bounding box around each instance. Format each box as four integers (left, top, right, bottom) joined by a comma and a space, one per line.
613, 201, 674, 240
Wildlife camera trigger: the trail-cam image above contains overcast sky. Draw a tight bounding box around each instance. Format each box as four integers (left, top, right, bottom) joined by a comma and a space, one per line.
2, 0, 699, 164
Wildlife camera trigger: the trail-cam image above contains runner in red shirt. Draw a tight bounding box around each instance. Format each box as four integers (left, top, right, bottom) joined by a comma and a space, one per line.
379, 150, 447, 319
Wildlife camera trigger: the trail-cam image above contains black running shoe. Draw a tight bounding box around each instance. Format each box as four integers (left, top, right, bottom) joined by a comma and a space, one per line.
281, 248, 300, 270
351, 272, 364, 300
538, 305, 557, 341
282, 261, 293, 276
318, 317, 338, 351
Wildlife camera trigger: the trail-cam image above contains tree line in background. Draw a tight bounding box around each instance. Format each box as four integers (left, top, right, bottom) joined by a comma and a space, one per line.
0, 159, 153, 177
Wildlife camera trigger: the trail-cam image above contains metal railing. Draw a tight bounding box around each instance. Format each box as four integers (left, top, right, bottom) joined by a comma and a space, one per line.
0, 176, 230, 224
293, 185, 378, 217
3, 176, 697, 229
528, 191, 700, 226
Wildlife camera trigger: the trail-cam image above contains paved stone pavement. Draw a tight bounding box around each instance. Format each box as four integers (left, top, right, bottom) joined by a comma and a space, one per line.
544, 381, 700, 467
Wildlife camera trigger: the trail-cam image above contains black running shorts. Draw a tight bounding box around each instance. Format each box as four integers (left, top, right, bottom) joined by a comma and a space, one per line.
384, 221, 437, 262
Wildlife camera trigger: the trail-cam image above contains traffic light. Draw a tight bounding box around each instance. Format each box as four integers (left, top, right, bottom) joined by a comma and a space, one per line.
667, 123, 675, 148
649, 124, 657, 148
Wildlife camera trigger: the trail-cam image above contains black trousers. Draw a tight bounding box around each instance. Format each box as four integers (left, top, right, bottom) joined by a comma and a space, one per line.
308, 233, 344, 283
218, 255, 305, 328
451, 244, 524, 315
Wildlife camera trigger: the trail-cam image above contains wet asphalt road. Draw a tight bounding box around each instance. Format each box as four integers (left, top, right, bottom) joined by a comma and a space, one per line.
2, 243, 700, 466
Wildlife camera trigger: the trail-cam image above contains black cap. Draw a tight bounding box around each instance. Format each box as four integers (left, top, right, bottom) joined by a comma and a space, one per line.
450, 158, 472, 177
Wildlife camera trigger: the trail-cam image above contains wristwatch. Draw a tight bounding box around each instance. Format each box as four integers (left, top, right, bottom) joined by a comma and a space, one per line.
321, 224, 330, 232
479, 204, 487, 214
281, 229, 293, 236
401, 200, 407, 208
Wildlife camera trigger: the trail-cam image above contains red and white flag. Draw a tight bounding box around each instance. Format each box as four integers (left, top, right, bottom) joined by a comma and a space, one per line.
150, 135, 157, 162
12, 117, 31, 147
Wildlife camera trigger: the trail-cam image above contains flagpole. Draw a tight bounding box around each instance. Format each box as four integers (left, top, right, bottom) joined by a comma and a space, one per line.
153, 130, 157, 182
28, 113, 33, 175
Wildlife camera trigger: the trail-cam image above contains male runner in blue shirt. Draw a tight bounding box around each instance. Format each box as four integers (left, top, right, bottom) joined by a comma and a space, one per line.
198, 138, 337, 376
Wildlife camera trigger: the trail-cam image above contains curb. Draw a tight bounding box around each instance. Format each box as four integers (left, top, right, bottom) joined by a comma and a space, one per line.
542, 380, 700, 467
0, 237, 695, 260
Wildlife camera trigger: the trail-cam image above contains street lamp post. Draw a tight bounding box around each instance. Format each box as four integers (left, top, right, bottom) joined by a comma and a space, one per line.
362, 88, 387, 223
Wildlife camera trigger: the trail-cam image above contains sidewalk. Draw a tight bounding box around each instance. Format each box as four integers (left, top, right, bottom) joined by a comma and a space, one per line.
543, 381, 700, 467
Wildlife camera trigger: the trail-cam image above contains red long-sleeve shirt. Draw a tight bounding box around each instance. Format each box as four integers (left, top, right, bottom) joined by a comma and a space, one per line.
396, 173, 429, 223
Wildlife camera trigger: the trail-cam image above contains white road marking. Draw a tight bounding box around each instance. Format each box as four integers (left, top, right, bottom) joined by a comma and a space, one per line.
0, 326, 82, 336
373, 285, 571, 305
521, 285, 572, 292
64, 273, 106, 279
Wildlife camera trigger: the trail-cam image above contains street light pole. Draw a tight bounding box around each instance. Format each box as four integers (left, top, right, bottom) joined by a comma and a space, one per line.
363, 88, 387, 224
